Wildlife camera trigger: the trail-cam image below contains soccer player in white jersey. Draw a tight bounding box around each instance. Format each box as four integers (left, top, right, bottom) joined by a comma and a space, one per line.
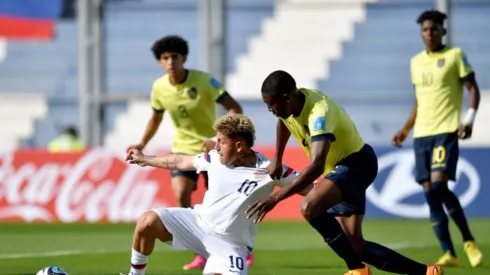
123, 114, 300, 275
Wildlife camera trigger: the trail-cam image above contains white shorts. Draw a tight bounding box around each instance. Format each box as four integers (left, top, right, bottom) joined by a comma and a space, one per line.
152, 207, 249, 275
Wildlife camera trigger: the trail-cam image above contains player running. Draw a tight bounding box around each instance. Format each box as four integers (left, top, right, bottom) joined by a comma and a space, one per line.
246, 70, 443, 275
392, 10, 483, 267
123, 114, 300, 275
125, 35, 247, 269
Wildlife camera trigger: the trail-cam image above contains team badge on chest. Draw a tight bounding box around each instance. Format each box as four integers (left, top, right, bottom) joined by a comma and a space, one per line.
187, 87, 198, 99
437, 58, 445, 68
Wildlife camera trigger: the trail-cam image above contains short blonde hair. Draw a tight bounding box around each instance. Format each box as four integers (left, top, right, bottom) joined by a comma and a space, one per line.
214, 114, 256, 147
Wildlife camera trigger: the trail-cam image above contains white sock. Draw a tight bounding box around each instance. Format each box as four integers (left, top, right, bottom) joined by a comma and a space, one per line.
130, 248, 149, 275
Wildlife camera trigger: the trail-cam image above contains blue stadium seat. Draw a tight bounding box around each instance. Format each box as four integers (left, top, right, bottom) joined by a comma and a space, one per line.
318, 1, 490, 98
315, 0, 490, 144
2, 0, 275, 148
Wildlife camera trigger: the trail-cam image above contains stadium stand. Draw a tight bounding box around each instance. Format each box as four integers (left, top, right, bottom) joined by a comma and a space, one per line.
318, 0, 490, 99
0, 94, 48, 150
104, 0, 277, 149
316, 0, 490, 144
226, 0, 374, 99
0, 0, 275, 149
1, 0, 489, 149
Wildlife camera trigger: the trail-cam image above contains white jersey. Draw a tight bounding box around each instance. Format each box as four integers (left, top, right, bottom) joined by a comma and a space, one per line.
191, 150, 297, 248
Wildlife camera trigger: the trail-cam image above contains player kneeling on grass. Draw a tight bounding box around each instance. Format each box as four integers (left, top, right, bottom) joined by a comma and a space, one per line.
123, 114, 301, 275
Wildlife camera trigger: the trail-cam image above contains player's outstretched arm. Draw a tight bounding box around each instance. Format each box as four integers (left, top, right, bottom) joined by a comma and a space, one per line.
268, 120, 291, 179
459, 72, 480, 139
246, 140, 329, 223
392, 100, 417, 147
217, 93, 243, 114
463, 73, 480, 112
127, 149, 196, 171
275, 139, 330, 202
126, 110, 164, 160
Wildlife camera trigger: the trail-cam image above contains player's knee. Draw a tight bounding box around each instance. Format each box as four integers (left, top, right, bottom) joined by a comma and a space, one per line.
429, 181, 451, 201
430, 171, 447, 183
135, 210, 161, 237
301, 199, 322, 221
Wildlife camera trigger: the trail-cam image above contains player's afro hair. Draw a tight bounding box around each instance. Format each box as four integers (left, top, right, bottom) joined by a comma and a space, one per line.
214, 114, 256, 147
261, 70, 297, 96
151, 35, 189, 60
416, 9, 447, 25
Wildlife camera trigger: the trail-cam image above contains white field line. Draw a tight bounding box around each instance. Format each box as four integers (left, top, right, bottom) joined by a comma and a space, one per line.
0, 242, 427, 259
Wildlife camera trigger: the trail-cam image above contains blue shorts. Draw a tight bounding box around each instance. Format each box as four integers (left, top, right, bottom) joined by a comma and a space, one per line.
413, 131, 459, 183
170, 170, 209, 190
325, 144, 378, 216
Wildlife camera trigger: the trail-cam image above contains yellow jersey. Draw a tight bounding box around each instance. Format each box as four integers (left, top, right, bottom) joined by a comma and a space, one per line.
281, 88, 365, 175
151, 70, 226, 155
411, 46, 473, 138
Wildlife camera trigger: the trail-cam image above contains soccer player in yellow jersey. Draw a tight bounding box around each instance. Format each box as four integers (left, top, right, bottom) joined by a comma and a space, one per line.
392, 10, 483, 268
247, 70, 443, 275
125, 35, 248, 270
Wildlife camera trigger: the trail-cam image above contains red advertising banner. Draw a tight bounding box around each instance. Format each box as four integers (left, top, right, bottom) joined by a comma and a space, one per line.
0, 148, 309, 223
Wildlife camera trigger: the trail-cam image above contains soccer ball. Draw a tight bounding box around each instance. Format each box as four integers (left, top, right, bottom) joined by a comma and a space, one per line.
36, 266, 68, 275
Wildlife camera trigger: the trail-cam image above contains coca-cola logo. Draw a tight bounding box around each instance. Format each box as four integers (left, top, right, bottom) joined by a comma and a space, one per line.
0, 150, 168, 222
366, 149, 480, 218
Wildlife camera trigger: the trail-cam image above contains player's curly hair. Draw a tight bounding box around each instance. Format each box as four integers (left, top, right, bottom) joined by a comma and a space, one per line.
261, 70, 297, 96
416, 9, 447, 25
151, 35, 189, 60
214, 114, 256, 147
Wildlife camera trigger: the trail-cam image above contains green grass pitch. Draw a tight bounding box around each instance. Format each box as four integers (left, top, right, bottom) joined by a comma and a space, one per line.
1, 219, 489, 274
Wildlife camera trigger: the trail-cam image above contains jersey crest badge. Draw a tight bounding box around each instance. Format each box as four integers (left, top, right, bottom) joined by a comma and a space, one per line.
254, 169, 268, 180
187, 87, 198, 99
313, 117, 326, 132
437, 58, 445, 68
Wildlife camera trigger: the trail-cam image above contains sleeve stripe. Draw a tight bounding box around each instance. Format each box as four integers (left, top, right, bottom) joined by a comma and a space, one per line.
215, 91, 229, 102
461, 71, 475, 81
152, 107, 164, 113
282, 166, 294, 178
204, 151, 211, 163
311, 133, 336, 142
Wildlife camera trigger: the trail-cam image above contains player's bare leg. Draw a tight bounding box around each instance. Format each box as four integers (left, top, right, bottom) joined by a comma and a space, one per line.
302, 179, 371, 275
124, 210, 173, 275
337, 215, 443, 275
171, 175, 195, 208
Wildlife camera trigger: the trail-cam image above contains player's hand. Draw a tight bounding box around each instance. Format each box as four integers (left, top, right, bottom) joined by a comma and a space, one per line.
126, 143, 145, 161
127, 149, 147, 166
201, 139, 216, 151
266, 158, 283, 180
392, 129, 408, 147
458, 124, 473, 140
245, 195, 279, 223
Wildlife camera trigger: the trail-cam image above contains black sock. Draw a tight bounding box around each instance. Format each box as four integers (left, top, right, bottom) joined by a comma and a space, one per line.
362, 241, 427, 275
425, 189, 456, 256
308, 212, 365, 270
439, 186, 475, 242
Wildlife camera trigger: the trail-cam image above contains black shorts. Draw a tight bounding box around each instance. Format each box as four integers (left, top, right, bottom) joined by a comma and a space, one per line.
413, 131, 459, 183
170, 170, 209, 190
324, 144, 378, 216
